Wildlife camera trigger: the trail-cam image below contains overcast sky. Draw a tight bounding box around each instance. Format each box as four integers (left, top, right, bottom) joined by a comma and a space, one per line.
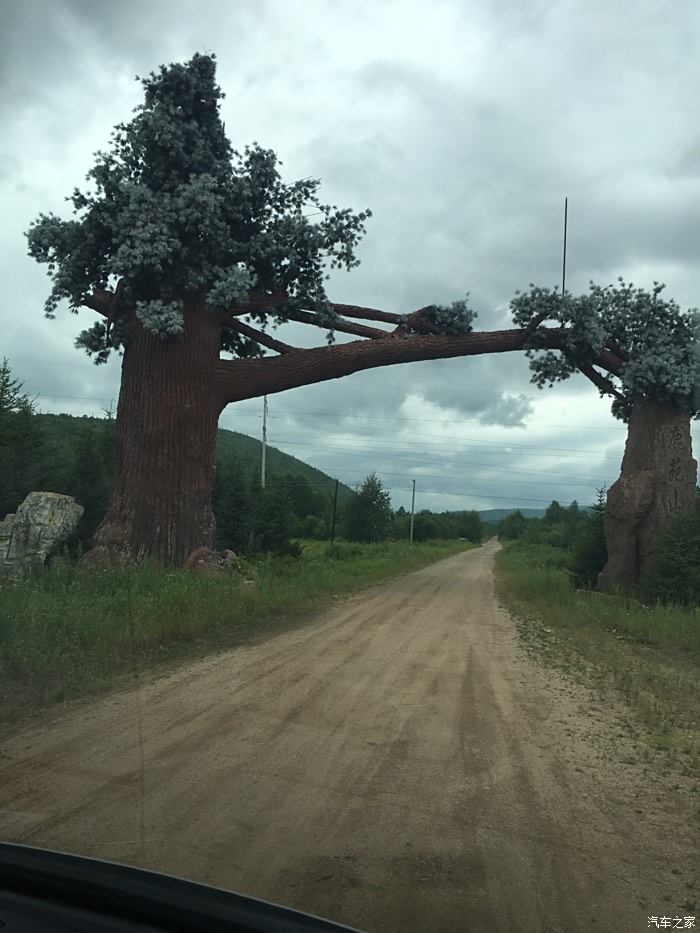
2, 0, 699, 512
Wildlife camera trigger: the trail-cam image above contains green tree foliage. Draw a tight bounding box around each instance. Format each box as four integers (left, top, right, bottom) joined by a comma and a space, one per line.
213, 452, 254, 553
0, 359, 44, 518
63, 417, 115, 554
459, 511, 484, 543
249, 481, 301, 557
404, 299, 477, 336
642, 498, 700, 605
279, 473, 331, 533
344, 473, 393, 543
1, 363, 115, 548
502, 494, 611, 593
543, 500, 565, 524
214, 429, 350, 505
510, 280, 700, 421
571, 488, 608, 588
412, 511, 441, 543
26, 53, 372, 362
390, 506, 482, 542
213, 460, 328, 556
1, 399, 335, 558
497, 510, 529, 540
391, 506, 410, 540
523, 498, 588, 550
565, 500, 580, 520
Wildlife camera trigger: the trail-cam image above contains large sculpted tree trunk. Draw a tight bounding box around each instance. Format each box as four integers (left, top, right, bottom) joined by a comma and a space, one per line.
82, 299, 223, 567
597, 401, 697, 593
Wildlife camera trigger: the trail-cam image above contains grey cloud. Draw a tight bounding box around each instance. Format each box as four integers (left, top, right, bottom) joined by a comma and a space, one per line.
672, 140, 700, 180
478, 393, 533, 427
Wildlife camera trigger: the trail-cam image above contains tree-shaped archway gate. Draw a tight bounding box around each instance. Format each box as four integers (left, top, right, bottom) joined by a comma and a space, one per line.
27, 53, 698, 590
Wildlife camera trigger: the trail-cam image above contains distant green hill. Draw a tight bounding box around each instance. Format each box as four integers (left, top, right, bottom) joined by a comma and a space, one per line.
32, 413, 353, 503
215, 428, 353, 503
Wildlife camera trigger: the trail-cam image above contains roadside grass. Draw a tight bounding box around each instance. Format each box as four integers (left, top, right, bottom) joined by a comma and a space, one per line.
0, 538, 473, 727
495, 541, 700, 775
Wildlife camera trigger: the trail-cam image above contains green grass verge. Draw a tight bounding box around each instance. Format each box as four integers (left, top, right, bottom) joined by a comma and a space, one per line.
495, 540, 700, 774
0, 538, 474, 728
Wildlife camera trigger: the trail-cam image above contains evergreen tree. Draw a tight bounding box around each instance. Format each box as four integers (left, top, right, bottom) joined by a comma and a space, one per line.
641, 497, 700, 605
571, 488, 608, 587
0, 358, 43, 517
59, 415, 116, 556
497, 510, 528, 540
391, 507, 410, 540
250, 481, 301, 557
543, 500, 565, 524
213, 453, 254, 553
344, 473, 393, 543
279, 472, 331, 534
566, 500, 580, 520
457, 510, 483, 543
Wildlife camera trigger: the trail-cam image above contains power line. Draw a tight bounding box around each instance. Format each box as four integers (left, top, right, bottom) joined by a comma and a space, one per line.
25, 384, 628, 432
340, 471, 604, 490
28, 396, 624, 464
263, 417, 624, 450
30, 396, 631, 456
255, 437, 614, 482
374, 487, 558, 504
262, 409, 628, 431
248, 433, 616, 457
255, 479, 562, 506
31, 396, 627, 455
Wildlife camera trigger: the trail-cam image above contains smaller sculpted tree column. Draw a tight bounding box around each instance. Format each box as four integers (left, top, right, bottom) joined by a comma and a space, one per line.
510, 280, 699, 593
597, 401, 697, 592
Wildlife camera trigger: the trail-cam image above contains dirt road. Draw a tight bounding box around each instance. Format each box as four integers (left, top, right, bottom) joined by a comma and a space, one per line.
0, 542, 696, 931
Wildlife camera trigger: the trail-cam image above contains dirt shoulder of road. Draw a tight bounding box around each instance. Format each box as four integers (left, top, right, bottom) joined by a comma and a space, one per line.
494, 542, 700, 783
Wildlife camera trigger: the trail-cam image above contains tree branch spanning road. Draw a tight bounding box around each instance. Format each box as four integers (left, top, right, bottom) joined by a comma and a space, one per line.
211, 324, 618, 405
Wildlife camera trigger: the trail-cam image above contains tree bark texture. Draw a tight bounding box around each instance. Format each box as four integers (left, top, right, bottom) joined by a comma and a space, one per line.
212, 327, 595, 403
597, 401, 697, 593
82, 299, 223, 567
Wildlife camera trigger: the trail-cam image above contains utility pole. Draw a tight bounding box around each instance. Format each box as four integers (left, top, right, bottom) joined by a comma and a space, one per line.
261, 395, 268, 488
329, 479, 339, 547
561, 196, 568, 297
409, 479, 416, 543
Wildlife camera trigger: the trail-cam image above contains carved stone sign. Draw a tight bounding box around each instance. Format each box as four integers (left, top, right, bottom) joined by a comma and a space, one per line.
0, 492, 84, 580
597, 402, 697, 593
